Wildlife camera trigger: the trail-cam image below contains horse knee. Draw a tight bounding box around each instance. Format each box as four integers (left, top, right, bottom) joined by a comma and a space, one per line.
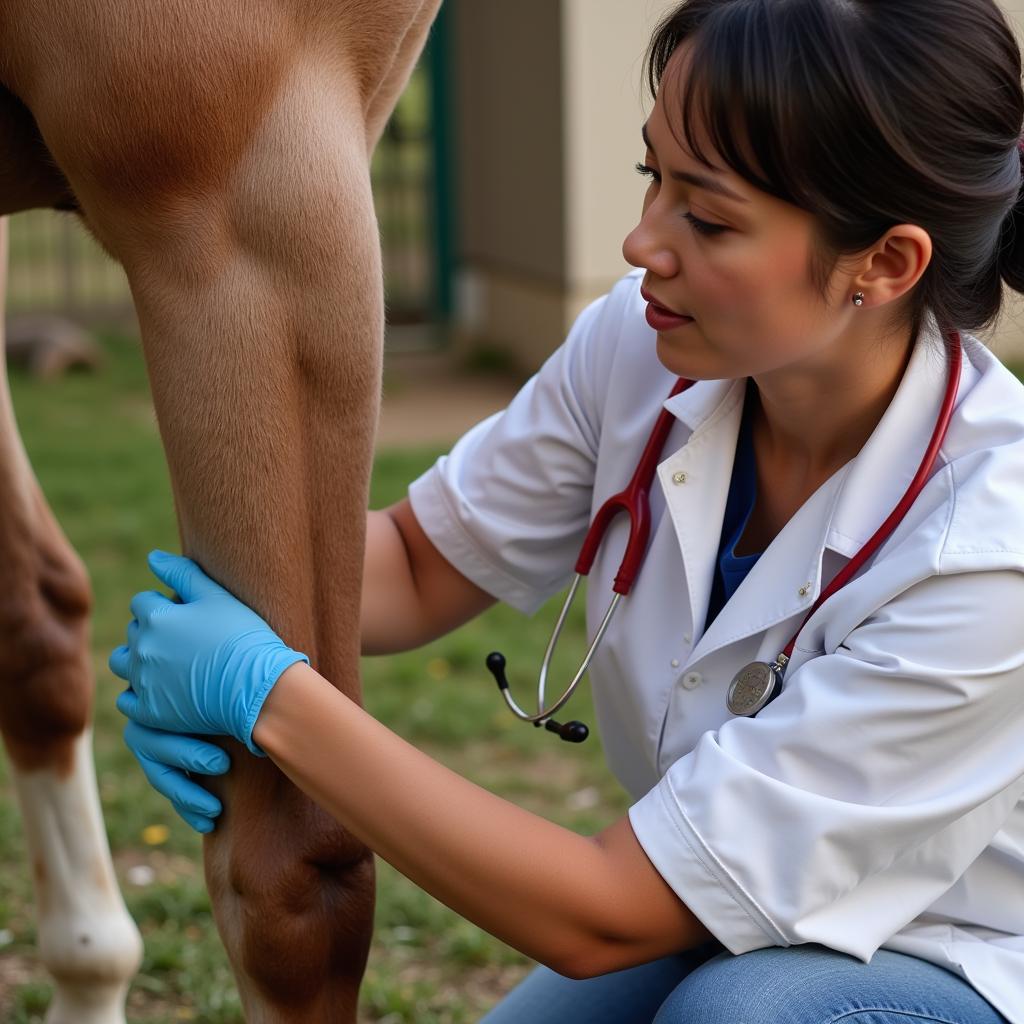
204, 775, 375, 1009
220, 844, 375, 1009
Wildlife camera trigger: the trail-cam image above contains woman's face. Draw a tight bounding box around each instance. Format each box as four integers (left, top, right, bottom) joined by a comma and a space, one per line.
622, 44, 852, 383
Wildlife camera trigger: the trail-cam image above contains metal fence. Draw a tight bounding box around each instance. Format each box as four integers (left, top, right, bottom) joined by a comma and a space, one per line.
373, 62, 435, 326
6, 210, 132, 324
6, 60, 437, 330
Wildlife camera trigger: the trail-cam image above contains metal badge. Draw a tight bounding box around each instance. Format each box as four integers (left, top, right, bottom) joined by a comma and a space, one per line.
727, 661, 783, 717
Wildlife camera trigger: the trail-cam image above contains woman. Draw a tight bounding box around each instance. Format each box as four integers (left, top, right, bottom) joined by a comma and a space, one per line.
112, 1, 1024, 1020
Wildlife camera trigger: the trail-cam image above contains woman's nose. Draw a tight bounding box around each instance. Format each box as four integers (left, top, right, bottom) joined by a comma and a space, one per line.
622, 213, 679, 279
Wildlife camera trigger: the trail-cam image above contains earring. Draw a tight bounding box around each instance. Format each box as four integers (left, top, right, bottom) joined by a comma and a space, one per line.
853, 293, 866, 307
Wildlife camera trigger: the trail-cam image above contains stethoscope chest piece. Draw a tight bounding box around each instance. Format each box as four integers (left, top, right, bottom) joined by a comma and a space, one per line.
726, 657, 786, 717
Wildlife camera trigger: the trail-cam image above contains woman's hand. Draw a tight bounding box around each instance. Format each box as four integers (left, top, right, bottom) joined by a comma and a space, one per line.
123, 720, 230, 833
110, 550, 309, 755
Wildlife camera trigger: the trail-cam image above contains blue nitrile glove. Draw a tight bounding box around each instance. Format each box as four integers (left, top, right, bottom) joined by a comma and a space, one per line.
110, 550, 309, 756
123, 720, 230, 833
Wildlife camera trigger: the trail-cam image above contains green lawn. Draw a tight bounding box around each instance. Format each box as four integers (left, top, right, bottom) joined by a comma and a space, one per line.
0, 330, 629, 1022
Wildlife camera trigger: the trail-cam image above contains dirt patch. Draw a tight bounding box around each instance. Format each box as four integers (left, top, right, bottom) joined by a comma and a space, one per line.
378, 350, 523, 449
0, 951, 45, 1017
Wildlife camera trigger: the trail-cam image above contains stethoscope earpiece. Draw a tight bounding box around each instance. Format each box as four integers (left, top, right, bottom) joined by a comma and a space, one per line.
485, 651, 509, 690
542, 718, 589, 743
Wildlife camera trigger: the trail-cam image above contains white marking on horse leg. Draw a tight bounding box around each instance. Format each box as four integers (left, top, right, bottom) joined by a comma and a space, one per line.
8, 729, 143, 1024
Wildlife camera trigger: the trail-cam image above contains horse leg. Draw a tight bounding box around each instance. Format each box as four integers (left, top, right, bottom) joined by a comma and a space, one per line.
120, 85, 382, 1018
8, 3, 441, 1014
0, 217, 143, 1022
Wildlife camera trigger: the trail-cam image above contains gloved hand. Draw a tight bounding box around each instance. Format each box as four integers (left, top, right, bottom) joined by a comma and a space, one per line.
110, 550, 309, 756
123, 720, 230, 833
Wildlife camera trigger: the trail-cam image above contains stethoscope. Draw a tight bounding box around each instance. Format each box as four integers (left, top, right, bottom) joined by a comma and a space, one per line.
486, 331, 963, 740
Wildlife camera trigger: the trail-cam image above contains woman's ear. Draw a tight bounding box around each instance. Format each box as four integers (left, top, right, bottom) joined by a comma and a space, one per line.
854, 225, 933, 308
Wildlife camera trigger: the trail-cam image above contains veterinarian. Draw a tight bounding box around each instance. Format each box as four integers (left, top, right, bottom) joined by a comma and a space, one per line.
111, 1, 1024, 1020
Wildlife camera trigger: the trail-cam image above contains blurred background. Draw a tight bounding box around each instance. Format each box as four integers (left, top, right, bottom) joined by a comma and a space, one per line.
7, 0, 1024, 376
3, 1, 1024, 1021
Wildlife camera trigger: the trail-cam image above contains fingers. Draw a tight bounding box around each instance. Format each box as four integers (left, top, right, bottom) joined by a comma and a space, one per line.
148, 550, 224, 603
125, 725, 226, 833
129, 589, 173, 622
110, 647, 131, 682
178, 808, 217, 834
123, 720, 231, 775
108, 623, 138, 683
133, 749, 224, 820
115, 688, 138, 720
117, 688, 169, 733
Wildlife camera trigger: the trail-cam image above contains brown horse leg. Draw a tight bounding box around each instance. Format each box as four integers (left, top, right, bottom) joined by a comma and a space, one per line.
0, 218, 143, 1023
21, 56, 398, 1024
128, 86, 383, 1015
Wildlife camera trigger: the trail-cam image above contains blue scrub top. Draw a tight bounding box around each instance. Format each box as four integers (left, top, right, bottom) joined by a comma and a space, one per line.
703, 378, 763, 636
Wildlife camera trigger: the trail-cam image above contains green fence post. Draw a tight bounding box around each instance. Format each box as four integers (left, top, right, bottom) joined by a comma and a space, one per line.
427, 1, 456, 325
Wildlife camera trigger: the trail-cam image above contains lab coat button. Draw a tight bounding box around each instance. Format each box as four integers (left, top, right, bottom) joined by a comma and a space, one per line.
671, 658, 680, 668
682, 672, 702, 690
672, 471, 687, 485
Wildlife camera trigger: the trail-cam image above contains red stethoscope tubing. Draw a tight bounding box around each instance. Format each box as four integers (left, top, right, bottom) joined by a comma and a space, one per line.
575, 376, 692, 593
779, 333, 962, 662
576, 332, 963, 652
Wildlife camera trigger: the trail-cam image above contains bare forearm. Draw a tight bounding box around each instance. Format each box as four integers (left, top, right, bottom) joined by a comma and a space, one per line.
361, 508, 426, 654
254, 662, 628, 976
361, 501, 495, 656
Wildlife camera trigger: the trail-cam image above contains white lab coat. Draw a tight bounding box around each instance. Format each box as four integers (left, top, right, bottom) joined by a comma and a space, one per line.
408, 269, 1024, 1020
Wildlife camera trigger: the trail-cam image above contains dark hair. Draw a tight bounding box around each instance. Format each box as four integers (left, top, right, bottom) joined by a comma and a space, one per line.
644, 0, 1024, 346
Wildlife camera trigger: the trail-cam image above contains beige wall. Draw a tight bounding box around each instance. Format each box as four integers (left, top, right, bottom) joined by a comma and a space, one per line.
451, 1, 568, 368
453, 1, 565, 284
452, 1, 677, 366
453, 1, 1024, 366
560, 0, 679, 318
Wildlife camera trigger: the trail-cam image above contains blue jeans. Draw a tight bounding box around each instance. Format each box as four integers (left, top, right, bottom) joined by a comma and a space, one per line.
479, 941, 1011, 1023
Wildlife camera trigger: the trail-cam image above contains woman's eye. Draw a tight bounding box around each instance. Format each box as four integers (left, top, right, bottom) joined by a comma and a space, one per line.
683, 213, 728, 237
635, 162, 728, 237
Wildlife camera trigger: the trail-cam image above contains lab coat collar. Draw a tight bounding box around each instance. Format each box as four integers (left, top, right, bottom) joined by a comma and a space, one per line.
656, 311, 956, 664
661, 375, 738, 436
826, 312, 954, 556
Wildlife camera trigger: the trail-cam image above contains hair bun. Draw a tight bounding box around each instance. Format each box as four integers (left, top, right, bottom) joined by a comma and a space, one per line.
999, 145, 1024, 294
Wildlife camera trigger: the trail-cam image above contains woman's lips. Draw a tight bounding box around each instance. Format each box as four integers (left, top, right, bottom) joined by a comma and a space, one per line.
645, 302, 695, 332
640, 286, 694, 331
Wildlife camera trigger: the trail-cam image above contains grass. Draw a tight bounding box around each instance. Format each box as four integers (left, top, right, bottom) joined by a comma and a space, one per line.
0, 328, 629, 1022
